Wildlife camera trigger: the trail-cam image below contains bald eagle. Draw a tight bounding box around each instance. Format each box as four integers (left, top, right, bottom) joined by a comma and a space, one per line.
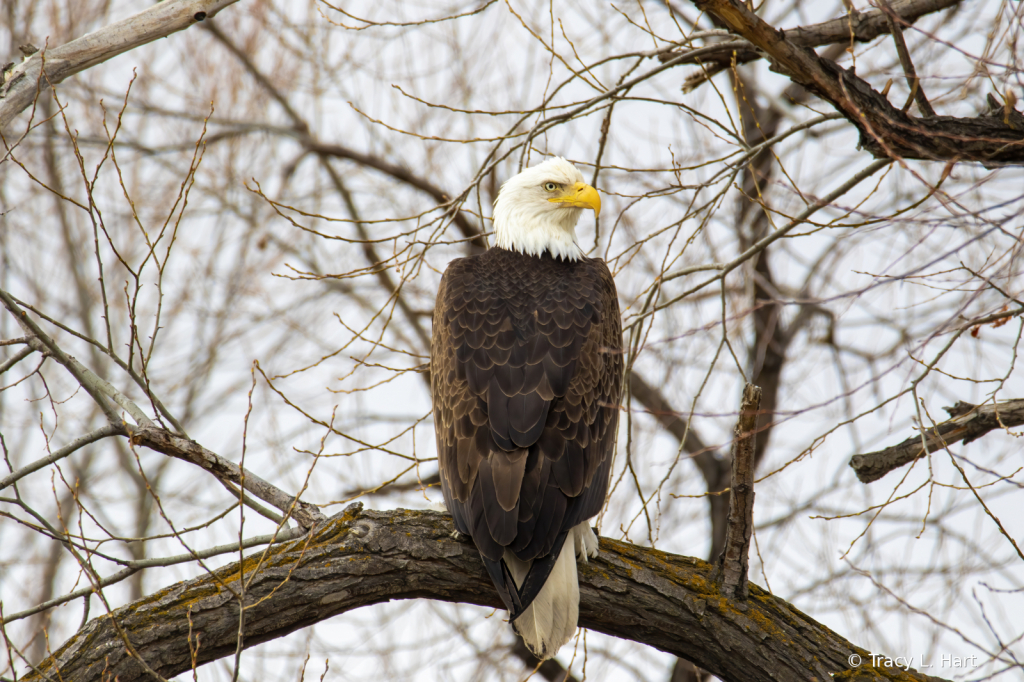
431, 157, 623, 658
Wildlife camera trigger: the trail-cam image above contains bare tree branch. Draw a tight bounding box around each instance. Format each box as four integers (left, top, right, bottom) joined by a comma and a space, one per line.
0, 289, 122, 424
690, 0, 1024, 164
126, 424, 325, 530
201, 19, 487, 253
627, 371, 730, 568
880, 0, 936, 117
628, 372, 714, 468
0, 345, 33, 375
0, 423, 120, 490
24, 506, 954, 682
667, 0, 962, 89
850, 399, 1024, 483
307, 140, 487, 252
715, 383, 760, 601
0, 288, 324, 529
1, 527, 305, 626
0, 0, 241, 133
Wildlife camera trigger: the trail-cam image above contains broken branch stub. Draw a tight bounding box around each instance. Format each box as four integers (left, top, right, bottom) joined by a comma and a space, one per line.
715, 383, 761, 601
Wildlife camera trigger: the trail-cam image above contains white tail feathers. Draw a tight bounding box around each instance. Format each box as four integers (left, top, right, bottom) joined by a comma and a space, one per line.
507, 523, 600, 659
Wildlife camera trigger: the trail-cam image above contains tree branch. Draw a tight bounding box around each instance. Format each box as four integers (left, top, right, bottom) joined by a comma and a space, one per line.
715, 384, 760, 601
200, 19, 486, 253
125, 424, 325, 530
306, 140, 487, 252
628, 372, 713, 471
0, 0, 241, 133
0, 345, 34, 375
880, 0, 936, 117
627, 371, 731, 567
0, 424, 121, 491
690, 0, 1024, 164
849, 398, 1024, 483
668, 0, 962, 91
0, 289, 121, 425
23, 506, 952, 682
0, 289, 324, 529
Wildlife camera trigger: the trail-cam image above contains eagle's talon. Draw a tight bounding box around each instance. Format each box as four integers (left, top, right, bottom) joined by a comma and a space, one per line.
574, 524, 600, 563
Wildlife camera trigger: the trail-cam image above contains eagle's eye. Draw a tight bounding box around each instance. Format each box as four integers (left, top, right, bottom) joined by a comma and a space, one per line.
543, 182, 558, 192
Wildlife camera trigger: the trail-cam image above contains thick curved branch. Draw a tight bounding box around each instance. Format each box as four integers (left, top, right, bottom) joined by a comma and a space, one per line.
26, 506, 950, 682
0, 0, 240, 133
690, 0, 1024, 164
850, 398, 1024, 483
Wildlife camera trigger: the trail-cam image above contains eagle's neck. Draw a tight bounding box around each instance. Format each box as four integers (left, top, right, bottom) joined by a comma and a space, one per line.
492, 199, 583, 262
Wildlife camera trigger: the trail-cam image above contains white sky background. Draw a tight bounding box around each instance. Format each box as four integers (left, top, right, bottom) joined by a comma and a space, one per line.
1, 0, 1023, 680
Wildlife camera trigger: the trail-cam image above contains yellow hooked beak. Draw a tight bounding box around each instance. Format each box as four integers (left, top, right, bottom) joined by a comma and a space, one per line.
548, 181, 601, 217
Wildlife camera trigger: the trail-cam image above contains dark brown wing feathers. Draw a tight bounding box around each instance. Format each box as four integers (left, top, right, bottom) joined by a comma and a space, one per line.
432, 247, 623, 613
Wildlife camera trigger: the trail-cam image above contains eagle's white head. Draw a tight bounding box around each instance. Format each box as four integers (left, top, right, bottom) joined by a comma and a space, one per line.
492, 157, 601, 261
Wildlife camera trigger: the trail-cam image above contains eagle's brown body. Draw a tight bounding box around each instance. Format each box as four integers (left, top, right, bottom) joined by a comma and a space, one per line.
431, 246, 623, 625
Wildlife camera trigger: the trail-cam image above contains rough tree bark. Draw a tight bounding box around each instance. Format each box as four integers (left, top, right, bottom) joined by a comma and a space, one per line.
714, 384, 760, 602
23, 506, 952, 682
